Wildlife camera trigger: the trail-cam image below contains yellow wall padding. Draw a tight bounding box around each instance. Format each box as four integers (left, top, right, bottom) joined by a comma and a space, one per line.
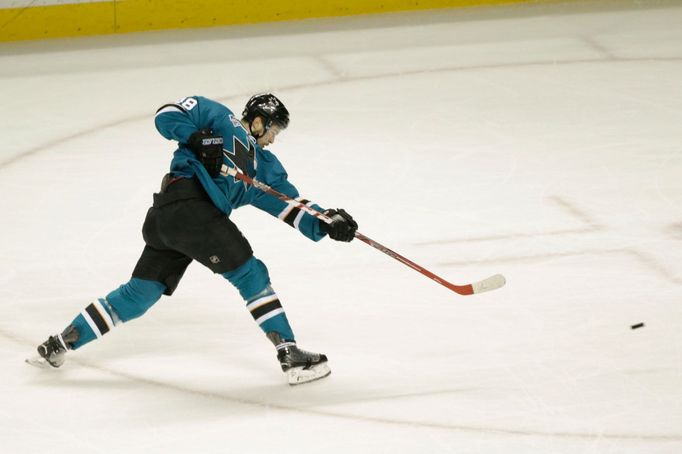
0, 0, 551, 42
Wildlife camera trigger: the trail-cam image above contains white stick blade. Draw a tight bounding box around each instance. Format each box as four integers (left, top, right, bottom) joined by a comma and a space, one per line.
471, 274, 506, 294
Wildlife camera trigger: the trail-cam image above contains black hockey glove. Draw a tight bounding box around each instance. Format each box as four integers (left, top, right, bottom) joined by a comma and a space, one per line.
320, 208, 358, 242
187, 129, 224, 177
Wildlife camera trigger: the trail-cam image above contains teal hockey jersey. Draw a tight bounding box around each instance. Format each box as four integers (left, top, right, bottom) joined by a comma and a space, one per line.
154, 96, 326, 242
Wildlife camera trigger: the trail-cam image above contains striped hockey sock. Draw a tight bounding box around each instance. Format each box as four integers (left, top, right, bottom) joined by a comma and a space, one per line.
246, 288, 295, 343
69, 298, 120, 349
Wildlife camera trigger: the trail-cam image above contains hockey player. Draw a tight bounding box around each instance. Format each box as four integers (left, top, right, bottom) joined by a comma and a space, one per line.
33, 94, 358, 385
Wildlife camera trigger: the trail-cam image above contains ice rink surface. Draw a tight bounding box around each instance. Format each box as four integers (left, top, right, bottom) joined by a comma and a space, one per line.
1, 0, 682, 452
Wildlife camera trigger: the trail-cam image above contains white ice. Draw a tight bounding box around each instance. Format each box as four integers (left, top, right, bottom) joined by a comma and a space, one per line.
1, 1, 681, 452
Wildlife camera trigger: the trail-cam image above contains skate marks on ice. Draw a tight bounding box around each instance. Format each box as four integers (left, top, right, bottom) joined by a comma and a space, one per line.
4, 55, 682, 170
3, 327, 681, 442
665, 222, 682, 241
418, 195, 681, 285
546, 195, 602, 231
416, 195, 603, 246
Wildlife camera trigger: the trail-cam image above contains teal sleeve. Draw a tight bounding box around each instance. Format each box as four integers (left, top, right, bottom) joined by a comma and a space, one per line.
154, 96, 232, 144
251, 149, 327, 242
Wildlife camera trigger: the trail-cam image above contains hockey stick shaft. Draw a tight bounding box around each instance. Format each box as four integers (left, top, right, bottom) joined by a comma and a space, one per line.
226, 168, 505, 296
351, 232, 503, 295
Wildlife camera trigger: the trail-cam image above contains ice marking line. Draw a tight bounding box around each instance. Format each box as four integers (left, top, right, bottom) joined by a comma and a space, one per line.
2, 57, 682, 170
439, 247, 682, 285
417, 193, 680, 284
0, 116, 135, 169
626, 249, 682, 285
415, 227, 595, 245
417, 195, 602, 245
581, 36, 616, 60
4, 327, 681, 442
313, 55, 346, 79
439, 248, 628, 266
547, 195, 602, 230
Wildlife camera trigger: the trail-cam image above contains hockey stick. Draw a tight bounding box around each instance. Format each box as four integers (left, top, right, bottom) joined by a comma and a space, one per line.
226, 167, 506, 296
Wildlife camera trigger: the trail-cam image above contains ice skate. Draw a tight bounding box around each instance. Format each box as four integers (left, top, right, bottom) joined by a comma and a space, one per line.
27, 335, 68, 368
277, 344, 331, 385
26, 326, 78, 368
266, 331, 330, 385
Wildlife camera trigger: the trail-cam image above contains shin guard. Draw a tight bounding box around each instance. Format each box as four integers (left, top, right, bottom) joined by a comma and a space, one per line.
223, 257, 295, 342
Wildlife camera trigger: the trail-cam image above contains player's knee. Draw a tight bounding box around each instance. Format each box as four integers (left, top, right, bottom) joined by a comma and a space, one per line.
222, 256, 271, 300
106, 278, 166, 322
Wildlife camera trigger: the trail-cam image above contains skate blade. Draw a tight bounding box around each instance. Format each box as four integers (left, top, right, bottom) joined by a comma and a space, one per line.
25, 356, 52, 368
286, 362, 331, 386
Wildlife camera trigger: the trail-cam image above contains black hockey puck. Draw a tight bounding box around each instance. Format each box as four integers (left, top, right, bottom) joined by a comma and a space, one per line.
630, 323, 645, 330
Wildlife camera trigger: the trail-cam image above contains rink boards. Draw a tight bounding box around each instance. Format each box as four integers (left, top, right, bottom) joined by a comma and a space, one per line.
0, 0, 558, 42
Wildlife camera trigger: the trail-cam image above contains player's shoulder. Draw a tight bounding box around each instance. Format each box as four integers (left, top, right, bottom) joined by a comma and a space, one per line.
257, 146, 288, 179
194, 96, 234, 115
256, 146, 279, 163
164, 96, 234, 117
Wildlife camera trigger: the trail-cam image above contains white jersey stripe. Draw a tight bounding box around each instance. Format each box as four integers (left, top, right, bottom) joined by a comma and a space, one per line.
94, 299, 115, 330
255, 308, 285, 325
80, 309, 102, 338
277, 200, 297, 221
293, 200, 315, 231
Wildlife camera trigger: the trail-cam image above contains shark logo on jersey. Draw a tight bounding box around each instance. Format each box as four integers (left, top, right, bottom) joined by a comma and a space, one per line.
223, 135, 257, 184
228, 114, 242, 128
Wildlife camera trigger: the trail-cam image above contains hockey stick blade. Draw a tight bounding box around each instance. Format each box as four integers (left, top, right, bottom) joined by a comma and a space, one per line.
471, 273, 506, 294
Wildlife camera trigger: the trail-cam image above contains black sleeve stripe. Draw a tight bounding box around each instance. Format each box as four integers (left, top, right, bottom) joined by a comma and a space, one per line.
155, 103, 187, 115
282, 199, 309, 227
85, 304, 110, 335
283, 208, 301, 227
249, 300, 283, 320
